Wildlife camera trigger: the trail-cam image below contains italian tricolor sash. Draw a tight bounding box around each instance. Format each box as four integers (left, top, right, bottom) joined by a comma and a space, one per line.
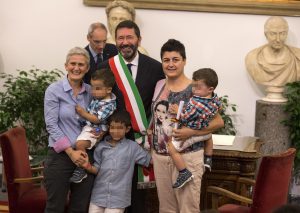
109, 54, 155, 183
109, 54, 148, 134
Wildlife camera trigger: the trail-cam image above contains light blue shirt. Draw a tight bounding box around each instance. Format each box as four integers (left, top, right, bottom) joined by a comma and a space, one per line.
44, 76, 91, 152
91, 136, 151, 208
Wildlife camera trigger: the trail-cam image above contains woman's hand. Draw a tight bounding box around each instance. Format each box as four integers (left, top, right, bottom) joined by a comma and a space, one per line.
169, 104, 179, 115
172, 126, 195, 141
173, 113, 224, 141
65, 147, 87, 166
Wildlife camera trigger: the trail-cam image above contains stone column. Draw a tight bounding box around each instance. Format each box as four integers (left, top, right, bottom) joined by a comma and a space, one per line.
255, 100, 290, 155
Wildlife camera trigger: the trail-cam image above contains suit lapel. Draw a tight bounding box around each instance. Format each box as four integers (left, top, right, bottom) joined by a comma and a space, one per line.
85, 46, 96, 67
135, 53, 147, 85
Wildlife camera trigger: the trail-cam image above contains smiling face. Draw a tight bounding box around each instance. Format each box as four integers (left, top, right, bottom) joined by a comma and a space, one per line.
65, 55, 89, 82
116, 27, 140, 62
161, 51, 186, 79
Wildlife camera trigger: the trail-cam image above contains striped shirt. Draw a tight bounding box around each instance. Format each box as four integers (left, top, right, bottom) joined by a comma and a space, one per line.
85, 94, 117, 131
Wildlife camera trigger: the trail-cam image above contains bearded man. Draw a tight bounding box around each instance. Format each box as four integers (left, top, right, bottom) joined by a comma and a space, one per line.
100, 20, 165, 212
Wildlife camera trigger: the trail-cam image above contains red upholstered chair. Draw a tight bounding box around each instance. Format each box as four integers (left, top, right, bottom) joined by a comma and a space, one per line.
0, 126, 46, 213
0, 200, 9, 212
207, 148, 296, 213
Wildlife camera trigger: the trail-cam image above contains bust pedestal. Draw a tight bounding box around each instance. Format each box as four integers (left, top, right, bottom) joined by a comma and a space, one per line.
262, 86, 287, 103
255, 100, 290, 155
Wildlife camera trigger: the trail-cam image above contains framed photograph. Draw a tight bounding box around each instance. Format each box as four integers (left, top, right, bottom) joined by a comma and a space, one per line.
84, 0, 300, 16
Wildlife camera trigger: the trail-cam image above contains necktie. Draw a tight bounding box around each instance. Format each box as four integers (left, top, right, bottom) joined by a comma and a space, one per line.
96, 53, 103, 69
127, 63, 132, 76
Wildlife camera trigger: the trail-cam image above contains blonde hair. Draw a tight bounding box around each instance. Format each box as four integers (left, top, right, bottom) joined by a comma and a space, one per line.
65, 47, 90, 68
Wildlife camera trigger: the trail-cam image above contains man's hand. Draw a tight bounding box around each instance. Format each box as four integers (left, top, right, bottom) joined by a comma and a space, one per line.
75, 105, 86, 117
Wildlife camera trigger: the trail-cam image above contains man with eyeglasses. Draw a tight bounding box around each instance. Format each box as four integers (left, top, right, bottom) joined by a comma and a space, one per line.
84, 22, 118, 84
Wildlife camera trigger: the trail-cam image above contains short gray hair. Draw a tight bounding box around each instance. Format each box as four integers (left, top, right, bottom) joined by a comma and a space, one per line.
106, 0, 135, 21
65, 47, 90, 68
87, 22, 107, 37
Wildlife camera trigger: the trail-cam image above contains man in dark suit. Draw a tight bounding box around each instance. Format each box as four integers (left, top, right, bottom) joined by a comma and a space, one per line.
83, 22, 118, 84
100, 20, 165, 212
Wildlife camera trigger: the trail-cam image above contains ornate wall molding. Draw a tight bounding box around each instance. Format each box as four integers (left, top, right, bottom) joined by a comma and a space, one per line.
84, 0, 300, 17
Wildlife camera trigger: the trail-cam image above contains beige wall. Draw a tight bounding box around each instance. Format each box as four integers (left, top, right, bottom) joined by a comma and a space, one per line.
1, 0, 300, 136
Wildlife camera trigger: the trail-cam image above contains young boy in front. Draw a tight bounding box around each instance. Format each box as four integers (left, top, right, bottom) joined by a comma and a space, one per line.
70, 68, 117, 183
81, 110, 152, 213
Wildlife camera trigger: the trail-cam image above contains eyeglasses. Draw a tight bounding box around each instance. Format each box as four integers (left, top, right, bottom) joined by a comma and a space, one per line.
91, 40, 106, 45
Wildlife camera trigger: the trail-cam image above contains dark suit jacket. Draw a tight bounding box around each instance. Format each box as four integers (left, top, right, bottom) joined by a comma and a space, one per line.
100, 52, 165, 124
83, 44, 118, 84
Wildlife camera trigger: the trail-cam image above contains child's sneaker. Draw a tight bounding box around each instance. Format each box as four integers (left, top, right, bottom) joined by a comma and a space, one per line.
204, 155, 212, 172
172, 170, 193, 189
69, 167, 87, 183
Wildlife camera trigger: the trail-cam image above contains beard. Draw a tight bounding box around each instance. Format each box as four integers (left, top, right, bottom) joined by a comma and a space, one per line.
117, 44, 139, 61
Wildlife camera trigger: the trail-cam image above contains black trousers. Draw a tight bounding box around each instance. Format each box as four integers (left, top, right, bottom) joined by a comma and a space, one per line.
44, 148, 95, 213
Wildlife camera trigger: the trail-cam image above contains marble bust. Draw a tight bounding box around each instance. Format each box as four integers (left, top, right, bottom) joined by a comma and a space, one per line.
245, 16, 300, 102
105, 0, 149, 55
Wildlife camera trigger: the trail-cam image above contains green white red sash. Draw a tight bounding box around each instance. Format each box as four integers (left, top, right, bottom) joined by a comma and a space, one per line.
109, 54, 148, 135
109, 54, 148, 134
109, 54, 155, 183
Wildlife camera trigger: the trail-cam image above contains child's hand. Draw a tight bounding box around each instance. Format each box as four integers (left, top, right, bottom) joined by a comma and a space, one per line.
146, 129, 153, 136
149, 159, 153, 165
75, 105, 86, 116
169, 104, 179, 115
80, 154, 90, 170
